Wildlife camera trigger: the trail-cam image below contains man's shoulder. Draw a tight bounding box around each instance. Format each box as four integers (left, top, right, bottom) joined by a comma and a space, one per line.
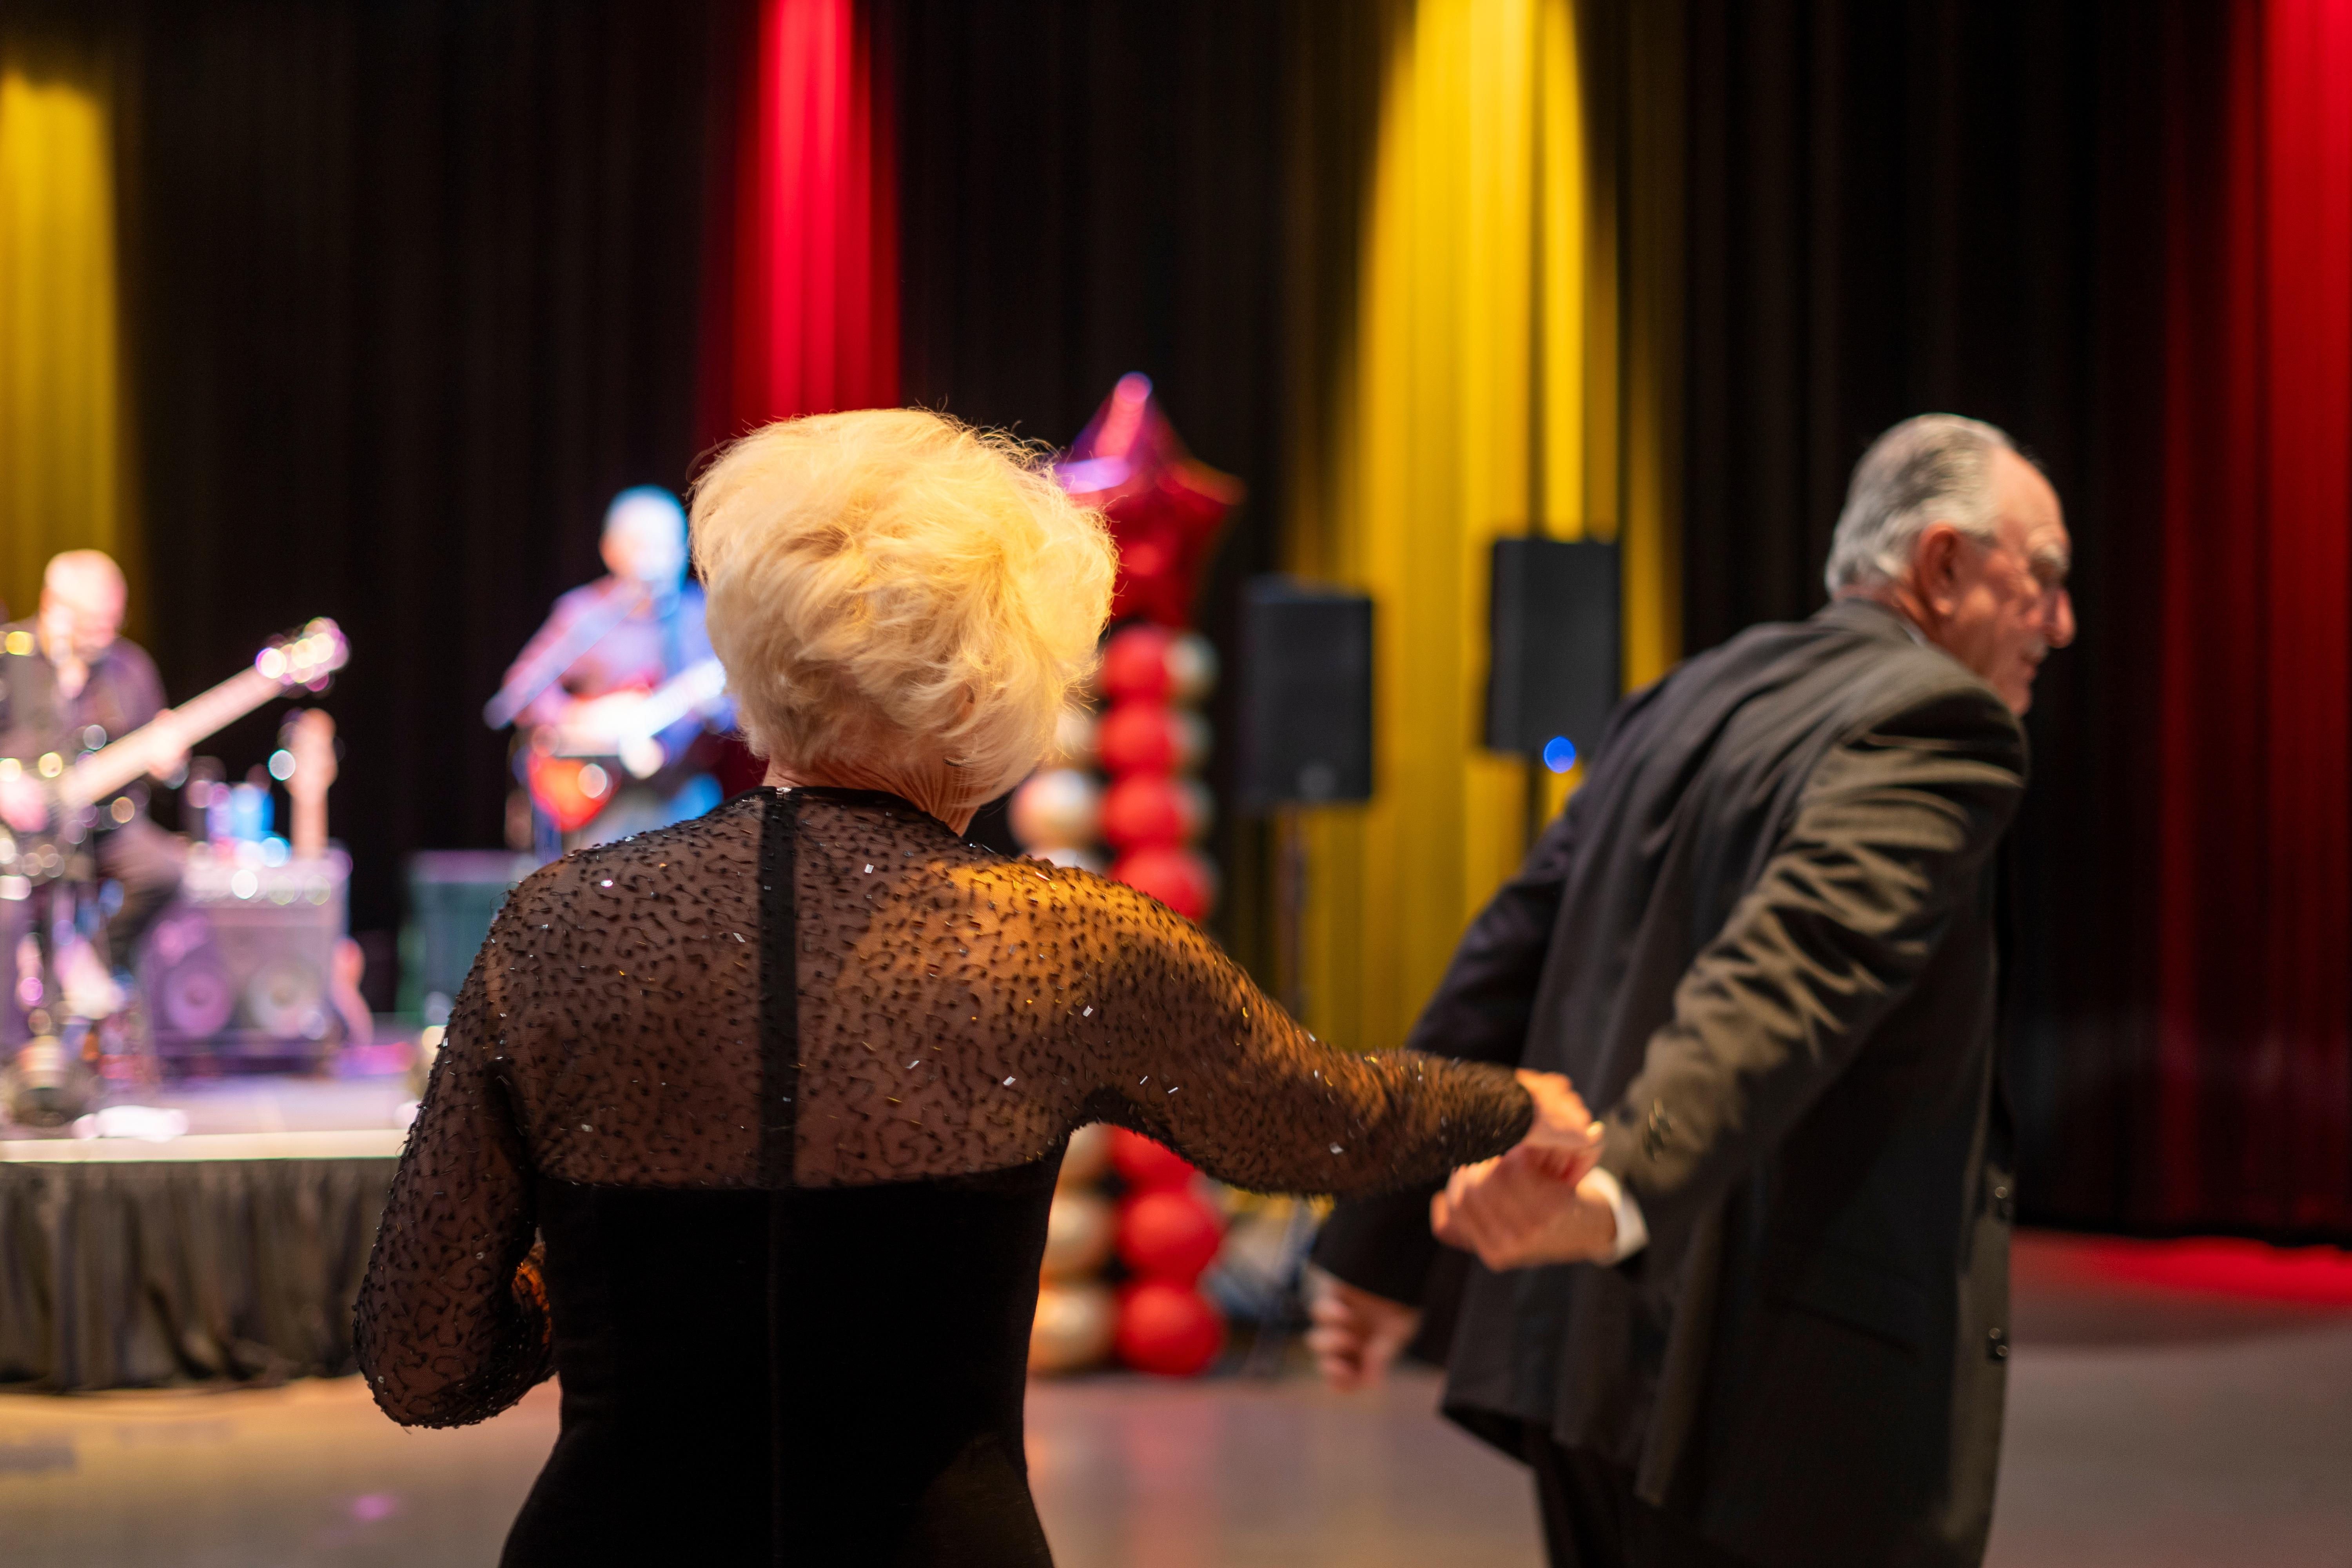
1672, 601, 2009, 735
550, 579, 613, 619
102, 636, 163, 678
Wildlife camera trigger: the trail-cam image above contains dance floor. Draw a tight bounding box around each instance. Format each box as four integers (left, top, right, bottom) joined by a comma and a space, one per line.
2, 1230, 2348, 1567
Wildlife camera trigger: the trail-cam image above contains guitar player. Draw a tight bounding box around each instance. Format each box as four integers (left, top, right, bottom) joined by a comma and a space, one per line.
496, 486, 733, 857
0, 550, 187, 1012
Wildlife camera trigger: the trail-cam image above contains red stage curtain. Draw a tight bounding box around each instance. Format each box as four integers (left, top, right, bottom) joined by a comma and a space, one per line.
703, 0, 897, 438
2157, 0, 2352, 1232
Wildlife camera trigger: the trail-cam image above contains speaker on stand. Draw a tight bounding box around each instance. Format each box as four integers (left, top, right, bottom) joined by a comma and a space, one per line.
1485, 536, 1621, 847
1234, 575, 1375, 1024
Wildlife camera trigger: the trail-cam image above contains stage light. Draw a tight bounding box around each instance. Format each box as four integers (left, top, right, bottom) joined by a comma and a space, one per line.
269, 748, 296, 780
257, 648, 287, 679
1543, 735, 1577, 774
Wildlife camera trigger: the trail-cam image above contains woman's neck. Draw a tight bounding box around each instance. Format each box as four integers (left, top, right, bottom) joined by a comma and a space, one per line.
762, 759, 978, 835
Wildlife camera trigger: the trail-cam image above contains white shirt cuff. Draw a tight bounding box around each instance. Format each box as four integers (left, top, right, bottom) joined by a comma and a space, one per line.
1580, 1165, 1649, 1263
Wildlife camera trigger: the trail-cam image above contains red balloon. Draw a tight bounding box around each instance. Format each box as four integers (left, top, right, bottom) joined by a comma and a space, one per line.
1096, 702, 1208, 776
1110, 844, 1217, 920
1115, 1280, 1227, 1377
1098, 702, 1177, 775
1101, 774, 1207, 850
1109, 1127, 1198, 1192
1100, 624, 1176, 702
1117, 1188, 1226, 1283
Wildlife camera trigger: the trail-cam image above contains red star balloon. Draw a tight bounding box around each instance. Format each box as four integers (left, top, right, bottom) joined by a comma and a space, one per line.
1057, 374, 1243, 628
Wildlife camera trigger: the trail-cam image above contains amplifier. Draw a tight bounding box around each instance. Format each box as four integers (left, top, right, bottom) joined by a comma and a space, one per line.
139, 847, 349, 1064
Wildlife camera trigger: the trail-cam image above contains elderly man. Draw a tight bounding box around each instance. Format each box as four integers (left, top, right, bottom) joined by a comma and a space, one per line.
0, 550, 185, 995
1309, 414, 2074, 1568
493, 486, 729, 856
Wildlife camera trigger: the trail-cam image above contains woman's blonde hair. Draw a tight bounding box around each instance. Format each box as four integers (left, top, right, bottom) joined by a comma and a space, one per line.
691, 408, 1116, 812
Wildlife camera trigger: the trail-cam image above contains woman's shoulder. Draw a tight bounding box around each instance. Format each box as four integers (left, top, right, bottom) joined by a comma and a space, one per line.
500, 793, 766, 930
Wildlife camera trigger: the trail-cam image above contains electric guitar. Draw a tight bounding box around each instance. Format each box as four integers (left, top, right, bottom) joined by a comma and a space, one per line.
0, 619, 348, 888
523, 657, 728, 833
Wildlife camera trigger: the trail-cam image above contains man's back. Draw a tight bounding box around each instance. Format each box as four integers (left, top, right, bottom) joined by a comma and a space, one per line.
1321, 597, 2028, 1568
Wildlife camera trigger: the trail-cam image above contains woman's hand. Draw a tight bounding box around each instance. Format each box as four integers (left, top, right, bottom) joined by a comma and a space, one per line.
1511, 1069, 1605, 1183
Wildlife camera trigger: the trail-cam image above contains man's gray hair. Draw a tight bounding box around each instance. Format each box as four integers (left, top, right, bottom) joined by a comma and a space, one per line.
1823, 414, 2016, 595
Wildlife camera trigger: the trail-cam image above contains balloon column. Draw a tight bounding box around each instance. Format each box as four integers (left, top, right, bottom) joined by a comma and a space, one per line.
1029, 1124, 1119, 1374
1096, 625, 1218, 920
1026, 1122, 1231, 1379
1017, 374, 1242, 1379
1109, 1129, 1228, 1376
1010, 372, 1238, 918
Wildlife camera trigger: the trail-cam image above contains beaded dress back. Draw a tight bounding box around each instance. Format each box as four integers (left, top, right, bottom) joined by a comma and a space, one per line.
356, 788, 1530, 1565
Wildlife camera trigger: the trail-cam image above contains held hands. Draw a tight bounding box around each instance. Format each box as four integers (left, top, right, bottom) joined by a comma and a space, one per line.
1428, 1069, 1618, 1271
1510, 1068, 1607, 1182
1430, 1152, 1620, 1272
1310, 1071, 1616, 1396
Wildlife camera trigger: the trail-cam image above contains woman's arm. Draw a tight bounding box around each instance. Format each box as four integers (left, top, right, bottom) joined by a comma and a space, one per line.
354, 926, 552, 1426
1065, 875, 1581, 1197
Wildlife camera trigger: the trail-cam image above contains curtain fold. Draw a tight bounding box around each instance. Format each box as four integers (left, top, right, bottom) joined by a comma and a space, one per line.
704, 0, 897, 438
0, 1158, 395, 1391
0, 48, 133, 629
2155, 0, 2352, 1234
1283, 0, 1681, 1054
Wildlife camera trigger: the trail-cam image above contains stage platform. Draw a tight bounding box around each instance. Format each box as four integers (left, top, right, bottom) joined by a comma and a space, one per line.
0, 1046, 421, 1394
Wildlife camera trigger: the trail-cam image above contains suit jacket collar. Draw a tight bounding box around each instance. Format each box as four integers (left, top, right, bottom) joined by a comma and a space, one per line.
1816, 593, 1929, 647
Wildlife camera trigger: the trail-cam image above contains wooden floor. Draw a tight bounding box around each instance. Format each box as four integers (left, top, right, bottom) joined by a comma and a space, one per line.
4, 1231, 2349, 1567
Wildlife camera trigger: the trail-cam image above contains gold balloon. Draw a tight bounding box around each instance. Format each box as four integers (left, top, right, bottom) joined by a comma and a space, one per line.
1040, 1191, 1114, 1281
1029, 1282, 1116, 1375
1057, 1122, 1114, 1189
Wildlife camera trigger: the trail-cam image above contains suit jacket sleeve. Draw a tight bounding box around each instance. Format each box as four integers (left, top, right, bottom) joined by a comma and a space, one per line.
1598, 683, 2025, 1268
1309, 798, 1583, 1305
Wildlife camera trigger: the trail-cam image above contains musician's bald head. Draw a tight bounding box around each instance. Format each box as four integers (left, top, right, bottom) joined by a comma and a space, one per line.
601, 486, 688, 590
41, 549, 127, 661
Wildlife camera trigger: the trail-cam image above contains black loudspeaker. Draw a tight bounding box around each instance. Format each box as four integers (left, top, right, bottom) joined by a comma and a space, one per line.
140, 850, 349, 1063
400, 850, 534, 1023
1485, 537, 1620, 764
1237, 577, 1375, 810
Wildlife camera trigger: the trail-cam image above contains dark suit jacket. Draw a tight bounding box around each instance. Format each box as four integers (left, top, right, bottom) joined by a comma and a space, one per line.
1314, 599, 2027, 1568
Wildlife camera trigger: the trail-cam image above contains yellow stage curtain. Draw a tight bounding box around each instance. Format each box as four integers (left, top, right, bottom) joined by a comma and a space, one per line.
1283, 0, 1682, 1053
0, 63, 132, 630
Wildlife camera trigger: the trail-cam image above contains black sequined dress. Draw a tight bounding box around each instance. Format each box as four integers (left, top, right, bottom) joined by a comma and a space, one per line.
356, 788, 1533, 1565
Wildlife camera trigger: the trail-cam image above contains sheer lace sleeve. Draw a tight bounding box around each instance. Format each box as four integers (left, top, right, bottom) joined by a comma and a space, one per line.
354, 913, 552, 1427
1065, 874, 1534, 1196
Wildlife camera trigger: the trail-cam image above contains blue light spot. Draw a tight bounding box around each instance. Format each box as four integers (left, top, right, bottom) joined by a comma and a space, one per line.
1542, 735, 1577, 774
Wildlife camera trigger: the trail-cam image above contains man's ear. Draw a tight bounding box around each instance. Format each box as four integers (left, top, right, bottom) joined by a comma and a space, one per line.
1912, 523, 1968, 616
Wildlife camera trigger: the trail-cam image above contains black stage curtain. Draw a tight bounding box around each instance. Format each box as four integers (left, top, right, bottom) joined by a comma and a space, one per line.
1677, 1, 2185, 1234
0, 1158, 394, 1391
894, 0, 1293, 972
107, 0, 749, 950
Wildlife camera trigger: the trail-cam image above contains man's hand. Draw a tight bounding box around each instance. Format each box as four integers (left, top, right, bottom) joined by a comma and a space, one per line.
1305, 1269, 1423, 1392
1513, 1068, 1607, 1181
1430, 1148, 1620, 1271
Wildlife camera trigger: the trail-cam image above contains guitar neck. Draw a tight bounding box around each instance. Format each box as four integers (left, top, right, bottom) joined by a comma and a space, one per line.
62, 668, 281, 809
626, 659, 727, 739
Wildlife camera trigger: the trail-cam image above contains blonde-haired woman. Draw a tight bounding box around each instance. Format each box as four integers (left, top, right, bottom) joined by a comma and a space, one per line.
357, 409, 1599, 1566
